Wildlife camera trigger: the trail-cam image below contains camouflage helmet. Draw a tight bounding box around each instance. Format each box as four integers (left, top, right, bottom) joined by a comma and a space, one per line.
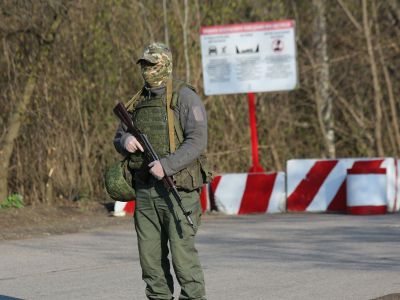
137, 42, 172, 87
104, 160, 135, 201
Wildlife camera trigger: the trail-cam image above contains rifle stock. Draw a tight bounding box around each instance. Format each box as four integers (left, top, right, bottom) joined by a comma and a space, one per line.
113, 102, 195, 230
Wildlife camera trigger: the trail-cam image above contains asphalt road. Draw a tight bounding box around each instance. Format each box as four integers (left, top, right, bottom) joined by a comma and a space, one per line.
0, 213, 399, 300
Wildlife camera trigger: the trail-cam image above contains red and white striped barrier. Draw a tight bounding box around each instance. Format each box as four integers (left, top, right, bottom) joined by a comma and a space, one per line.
346, 168, 387, 215
207, 172, 286, 214
112, 158, 400, 217
113, 200, 135, 217
113, 186, 212, 217
200, 184, 214, 213
287, 158, 398, 213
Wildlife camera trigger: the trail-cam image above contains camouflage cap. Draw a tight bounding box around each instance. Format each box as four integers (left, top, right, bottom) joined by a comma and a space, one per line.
137, 42, 172, 65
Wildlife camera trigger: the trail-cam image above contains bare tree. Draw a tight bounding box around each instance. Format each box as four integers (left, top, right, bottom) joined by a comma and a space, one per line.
173, 0, 191, 82
388, 0, 400, 22
313, 0, 335, 158
163, 0, 170, 47
0, 13, 63, 201
183, 0, 190, 82
363, 0, 384, 156
0, 0, 399, 204
373, 0, 400, 154
139, 1, 155, 42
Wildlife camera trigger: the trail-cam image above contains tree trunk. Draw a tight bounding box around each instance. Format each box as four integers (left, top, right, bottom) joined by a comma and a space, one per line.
163, 0, 170, 47
183, 0, 190, 82
373, 0, 400, 154
313, 0, 335, 158
362, 0, 384, 156
388, 0, 400, 22
139, 1, 154, 42
0, 15, 62, 202
173, 0, 190, 82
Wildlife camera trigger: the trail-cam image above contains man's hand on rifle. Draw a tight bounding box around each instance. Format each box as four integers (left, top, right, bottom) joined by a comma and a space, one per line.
148, 160, 165, 180
124, 135, 144, 153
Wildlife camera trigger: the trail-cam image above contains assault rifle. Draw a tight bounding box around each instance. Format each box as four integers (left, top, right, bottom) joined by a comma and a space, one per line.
113, 102, 195, 230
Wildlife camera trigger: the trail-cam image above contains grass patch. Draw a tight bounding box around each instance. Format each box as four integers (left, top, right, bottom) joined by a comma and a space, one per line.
0, 194, 24, 209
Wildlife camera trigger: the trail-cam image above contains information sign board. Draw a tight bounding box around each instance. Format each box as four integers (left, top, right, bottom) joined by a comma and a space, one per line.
200, 20, 298, 95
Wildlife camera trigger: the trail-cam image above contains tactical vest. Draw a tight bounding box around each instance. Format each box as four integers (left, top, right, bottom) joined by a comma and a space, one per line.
127, 80, 212, 191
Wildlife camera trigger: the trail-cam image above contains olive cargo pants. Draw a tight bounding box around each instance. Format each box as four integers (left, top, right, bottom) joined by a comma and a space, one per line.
134, 177, 206, 300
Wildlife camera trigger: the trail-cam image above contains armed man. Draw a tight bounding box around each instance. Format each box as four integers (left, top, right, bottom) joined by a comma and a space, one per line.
112, 42, 209, 300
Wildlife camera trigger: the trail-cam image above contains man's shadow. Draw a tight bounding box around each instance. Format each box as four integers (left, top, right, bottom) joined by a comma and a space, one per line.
0, 296, 25, 300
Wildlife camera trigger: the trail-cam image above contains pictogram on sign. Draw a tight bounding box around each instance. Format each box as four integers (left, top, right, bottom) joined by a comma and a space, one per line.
272, 39, 284, 52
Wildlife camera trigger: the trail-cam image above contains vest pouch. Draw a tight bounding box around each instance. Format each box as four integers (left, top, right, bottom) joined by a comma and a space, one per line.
128, 151, 147, 170
128, 152, 151, 182
199, 154, 213, 184
173, 159, 203, 191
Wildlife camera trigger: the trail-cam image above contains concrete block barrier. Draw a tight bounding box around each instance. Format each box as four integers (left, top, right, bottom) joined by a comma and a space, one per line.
287, 158, 397, 213
206, 172, 286, 214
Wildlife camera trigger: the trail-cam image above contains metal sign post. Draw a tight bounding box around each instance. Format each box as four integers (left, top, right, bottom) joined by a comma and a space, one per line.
247, 92, 264, 172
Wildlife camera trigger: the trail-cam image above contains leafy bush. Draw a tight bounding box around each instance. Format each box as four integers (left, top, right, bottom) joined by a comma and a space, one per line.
0, 194, 24, 209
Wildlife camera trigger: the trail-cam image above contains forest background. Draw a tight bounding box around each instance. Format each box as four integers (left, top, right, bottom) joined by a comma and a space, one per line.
0, 0, 399, 205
